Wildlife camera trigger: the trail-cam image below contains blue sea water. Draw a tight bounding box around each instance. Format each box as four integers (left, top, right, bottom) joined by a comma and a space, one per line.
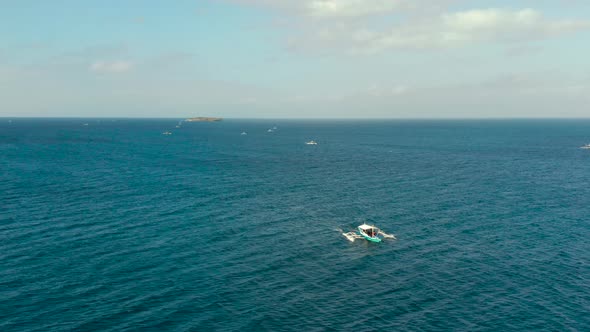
1, 118, 589, 331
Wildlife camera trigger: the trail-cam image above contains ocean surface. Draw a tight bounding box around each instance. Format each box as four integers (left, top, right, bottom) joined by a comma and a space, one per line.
1, 118, 589, 331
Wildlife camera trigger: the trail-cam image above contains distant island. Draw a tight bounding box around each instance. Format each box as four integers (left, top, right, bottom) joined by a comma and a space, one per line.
185, 117, 222, 122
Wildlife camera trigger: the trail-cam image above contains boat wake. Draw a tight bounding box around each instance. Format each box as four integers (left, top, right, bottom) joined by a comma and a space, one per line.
342, 231, 361, 242
380, 231, 396, 239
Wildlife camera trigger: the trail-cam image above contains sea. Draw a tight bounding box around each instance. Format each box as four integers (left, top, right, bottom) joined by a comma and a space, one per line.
1, 118, 589, 331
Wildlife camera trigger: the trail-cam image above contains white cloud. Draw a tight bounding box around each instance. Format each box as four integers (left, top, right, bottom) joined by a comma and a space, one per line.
440, 8, 589, 40
89, 60, 133, 73
289, 8, 590, 53
227, 2, 590, 53
229, 0, 451, 18
305, 0, 404, 18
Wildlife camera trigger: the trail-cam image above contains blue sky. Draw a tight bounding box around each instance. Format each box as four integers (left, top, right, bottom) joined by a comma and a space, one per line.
1, 0, 590, 118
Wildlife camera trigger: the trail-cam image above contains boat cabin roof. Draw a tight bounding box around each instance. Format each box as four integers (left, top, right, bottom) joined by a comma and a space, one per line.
358, 224, 378, 231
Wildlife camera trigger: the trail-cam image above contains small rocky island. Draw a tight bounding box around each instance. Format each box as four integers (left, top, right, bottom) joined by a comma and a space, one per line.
185, 117, 222, 122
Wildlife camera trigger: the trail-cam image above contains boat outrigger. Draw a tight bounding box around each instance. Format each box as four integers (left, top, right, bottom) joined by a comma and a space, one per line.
342, 224, 396, 243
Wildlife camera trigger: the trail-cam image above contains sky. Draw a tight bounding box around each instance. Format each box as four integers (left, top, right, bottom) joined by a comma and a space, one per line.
1, 0, 590, 118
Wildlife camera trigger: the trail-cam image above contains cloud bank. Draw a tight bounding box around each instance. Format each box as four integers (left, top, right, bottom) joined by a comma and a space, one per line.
230, 1, 590, 53
342, 8, 590, 53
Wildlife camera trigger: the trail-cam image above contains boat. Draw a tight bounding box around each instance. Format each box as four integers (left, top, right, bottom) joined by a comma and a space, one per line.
305, 140, 318, 145
342, 223, 396, 243
267, 129, 274, 132
162, 131, 172, 135
580, 143, 590, 149
358, 224, 382, 242
241, 132, 247, 135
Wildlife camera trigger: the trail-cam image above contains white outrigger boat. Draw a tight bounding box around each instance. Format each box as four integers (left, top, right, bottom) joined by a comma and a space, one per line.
580, 143, 590, 149
343, 224, 396, 243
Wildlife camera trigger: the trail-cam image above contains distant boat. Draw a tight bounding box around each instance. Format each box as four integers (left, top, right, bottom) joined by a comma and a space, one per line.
162, 131, 172, 135
305, 140, 318, 145
581, 143, 590, 149
267, 129, 274, 133
241, 132, 247, 135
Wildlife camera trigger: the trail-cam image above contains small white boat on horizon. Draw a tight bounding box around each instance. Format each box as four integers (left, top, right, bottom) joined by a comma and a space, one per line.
162, 131, 172, 135
305, 140, 318, 145
580, 143, 590, 149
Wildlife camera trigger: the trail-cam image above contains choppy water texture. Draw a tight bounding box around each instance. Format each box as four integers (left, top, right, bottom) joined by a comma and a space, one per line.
1, 119, 589, 331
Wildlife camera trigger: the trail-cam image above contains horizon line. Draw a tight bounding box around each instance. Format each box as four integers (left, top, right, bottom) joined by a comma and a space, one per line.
3, 116, 590, 121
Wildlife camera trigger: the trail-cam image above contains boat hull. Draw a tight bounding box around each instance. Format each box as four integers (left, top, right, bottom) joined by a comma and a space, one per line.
358, 227, 382, 242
